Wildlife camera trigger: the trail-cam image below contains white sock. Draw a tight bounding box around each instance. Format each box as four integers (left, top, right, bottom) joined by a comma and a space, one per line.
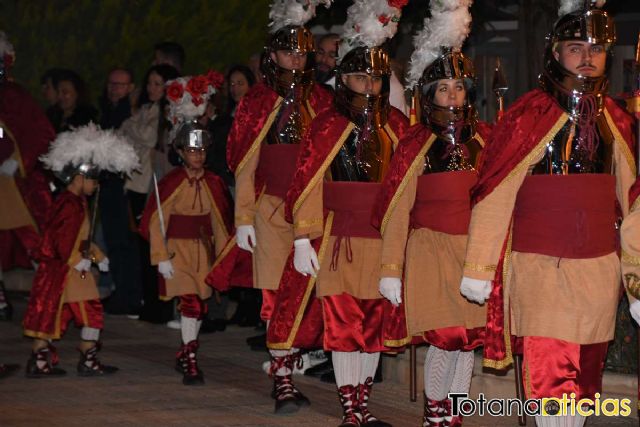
573, 414, 586, 427
80, 327, 100, 342
424, 346, 459, 400
180, 316, 201, 344
333, 351, 361, 388
269, 349, 294, 376
449, 350, 474, 394
360, 352, 380, 384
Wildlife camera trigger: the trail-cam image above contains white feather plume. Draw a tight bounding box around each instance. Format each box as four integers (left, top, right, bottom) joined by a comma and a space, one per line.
338, 0, 403, 64
0, 31, 15, 58
559, 0, 605, 16
269, 0, 332, 33
41, 122, 139, 176
406, 0, 473, 88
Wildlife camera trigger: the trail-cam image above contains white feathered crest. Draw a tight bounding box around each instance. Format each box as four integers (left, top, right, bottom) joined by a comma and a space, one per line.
41, 122, 139, 176
0, 31, 15, 59
559, 0, 606, 17
406, 0, 473, 88
338, 0, 404, 64
269, 0, 332, 33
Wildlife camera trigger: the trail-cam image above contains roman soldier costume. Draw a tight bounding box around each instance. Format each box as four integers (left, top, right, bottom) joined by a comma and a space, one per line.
206, 0, 333, 414
372, 2, 490, 425
268, 1, 408, 424
140, 72, 233, 386
460, 1, 635, 426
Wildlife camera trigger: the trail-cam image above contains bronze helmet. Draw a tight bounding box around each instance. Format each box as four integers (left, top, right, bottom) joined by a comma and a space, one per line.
418, 47, 478, 144
335, 45, 391, 129
262, 25, 316, 100
539, 3, 616, 118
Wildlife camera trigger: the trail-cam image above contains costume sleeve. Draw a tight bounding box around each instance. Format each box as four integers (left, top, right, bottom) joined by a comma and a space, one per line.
234, 146, 260, 227
380, 172, 417, 279
463, 163, 533, 281
293, 178, 324, 240
50, 204, 84, 265
149, 195, 175, 265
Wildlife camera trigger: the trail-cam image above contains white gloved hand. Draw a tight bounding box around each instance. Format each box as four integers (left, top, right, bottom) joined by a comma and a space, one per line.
236, 225, 257, 253
630, 300, 640, 325
460, 276, 492, 304
98, 257, 110, 272
74, 258, 92, 272
0, 158, 18, 176
293, 238, 320, 277
379, 277, 402, 307
158, 260, 174, 280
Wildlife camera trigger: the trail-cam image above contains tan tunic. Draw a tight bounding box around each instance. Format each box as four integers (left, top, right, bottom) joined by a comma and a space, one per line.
463, 135, 635, 344
294, 177, 383, 300
63, 204, 105, 303
381, 171, 486, 335
234, 143, 294, 290
0, 140, 34, 230
620, 195, 640, 307
150, 177, 228, 300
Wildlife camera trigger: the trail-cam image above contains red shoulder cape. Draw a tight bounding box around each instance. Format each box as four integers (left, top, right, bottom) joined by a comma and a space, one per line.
139, 168, 233, 240
23, 191, 85, 339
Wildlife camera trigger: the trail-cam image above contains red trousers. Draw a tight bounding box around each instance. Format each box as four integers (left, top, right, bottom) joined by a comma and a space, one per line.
58, 299, 103, 337
522, 336, 609, 401
419, 326, 485, 352
178, 294, 208, 320
261, 289, 277, 321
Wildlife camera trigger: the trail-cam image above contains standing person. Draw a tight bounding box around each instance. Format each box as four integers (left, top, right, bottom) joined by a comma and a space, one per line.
23, 123, 138, 377
373, 3, 490, 425
315, 33, 339, 85
40, 68, 65, 108
459, 2, 635, 426
207, 0, 333, 413
47, 70, 97, 133
100, 68, 135, 131
270, 1, 409, 424
152, 41, 185, 74
0, 32, 56, 321
140, 72, 233, 385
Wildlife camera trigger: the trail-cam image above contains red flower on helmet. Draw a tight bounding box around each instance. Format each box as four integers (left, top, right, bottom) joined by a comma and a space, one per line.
388, 0, 408, 8
206, 70, 224, 90
186, 75, 209, 97
166, 81, 184, 102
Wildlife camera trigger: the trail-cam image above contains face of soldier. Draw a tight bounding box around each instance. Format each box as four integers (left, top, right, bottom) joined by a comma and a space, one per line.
271, 50, 307, 71
180, 148, 206, 171
342, 73, 383, 96
553, 41, 606, 78
432, 79, 466, 108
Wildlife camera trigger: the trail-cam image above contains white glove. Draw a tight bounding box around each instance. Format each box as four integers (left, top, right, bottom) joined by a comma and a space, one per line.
98, 257, 110, 272
460, 276, 492, 304
74, 258, 92, 272
158, 260, 174, 280
293, 238, 320, 277
0, 158, 18, 176
236, 225, 257, 253
379, 277, 402, 307
630, 300, 640, 325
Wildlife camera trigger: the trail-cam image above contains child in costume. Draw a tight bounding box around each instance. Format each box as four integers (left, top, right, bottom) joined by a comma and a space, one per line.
139, 72, 233, 386
23, 123, 138, 377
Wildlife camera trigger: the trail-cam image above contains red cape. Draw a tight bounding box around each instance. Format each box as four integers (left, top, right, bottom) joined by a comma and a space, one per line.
267, 106, 409, 349
139, 168, 233, 240
23, 191, 85, 339
472, 89, 636, 369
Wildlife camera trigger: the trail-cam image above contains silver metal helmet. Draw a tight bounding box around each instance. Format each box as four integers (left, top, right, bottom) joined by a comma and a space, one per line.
172, 119, 212, 151
55, 162, 100, 185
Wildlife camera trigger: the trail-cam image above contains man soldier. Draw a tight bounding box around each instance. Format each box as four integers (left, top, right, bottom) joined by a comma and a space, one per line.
140, 72, 233, 386
459, 1, 635, 426
267, 1, 408, 424
372, 2, 491, 426
0, 31, 56, 320
207, 0, 333, 413
23, 123, 138, 377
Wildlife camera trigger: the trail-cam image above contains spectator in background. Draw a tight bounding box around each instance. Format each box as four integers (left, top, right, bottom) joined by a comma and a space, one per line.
40, 68, 65, 108
122, 64, 179, 324
97, 66, 141, 318
247, 52, 263, 84
314, 33, 339, 85
47, 70, 97, 133
152, 41, 185, 73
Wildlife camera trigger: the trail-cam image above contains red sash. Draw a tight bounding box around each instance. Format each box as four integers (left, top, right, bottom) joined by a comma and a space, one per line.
512, 174, 617, 259
410, 171, 477, 235
167, 214, 213, 239
324, 182, 381, 239
255, 144, 300, 199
